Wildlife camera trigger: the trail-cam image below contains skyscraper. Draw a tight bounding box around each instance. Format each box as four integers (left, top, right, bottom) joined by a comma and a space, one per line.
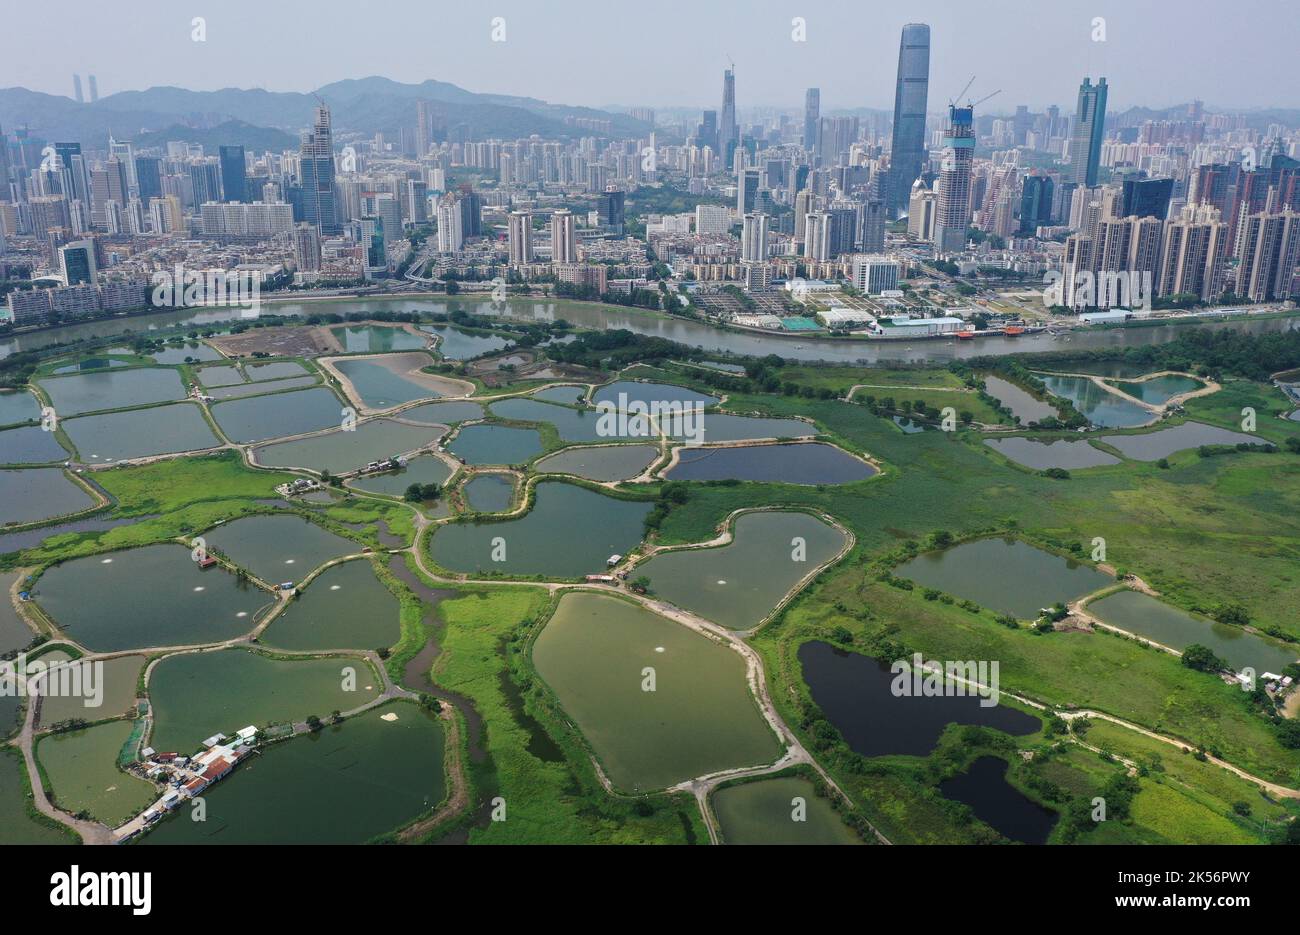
737, 168, 760, 215
1069, 77, 1108, 187
720, 67, 737, 165
740, 212, 768, 262
508, 210, 533, 265
88, 75, 98, 103
1019, 174, 1055, 233
803, 88, 820, 153
416, 100, 438, 156
933, 105, 974, 253
72, 74, 83, 104
551, 209, 577, 264
135, 156, 162, 203
696, 110, 718, 155
1120, 177, 1173, 221
218, 145, 247, 203
294, 223, 322, 272
436, 195, 463, 253
887, 23, 931, 217
597, 189, 625, 234
299, 103, 339, 234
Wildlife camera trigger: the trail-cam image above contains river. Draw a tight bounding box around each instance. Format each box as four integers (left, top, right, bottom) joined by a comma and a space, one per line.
4, 295, 1299, 366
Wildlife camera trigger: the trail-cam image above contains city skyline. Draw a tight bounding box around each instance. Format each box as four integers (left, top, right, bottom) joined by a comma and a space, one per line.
2, 0, 1297, 114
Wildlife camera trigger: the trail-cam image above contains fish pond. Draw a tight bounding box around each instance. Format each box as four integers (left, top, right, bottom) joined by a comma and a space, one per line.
0, 425, 70, 464
1099, 421, 1260, 461
463, 473, 516, 512
0, 469, 95, 526
143, 702, 444, 844
939, 755, 1058, 844
422, 323, 510, 359
348, 455, 454, 497
448, 424, 543, 465
202, 514, 360, 583
38, 367, 185, 416
712, 776, 861, 845
399, 400, 485, 424
253, 418, 444, 474
1038, 375, 1152, 428
0, 389, 40, 426
591, 381, 720, 409
1089, 589, 1298, 674
206, 375, 318, 400
983, 375, 1059, 424
666, 442, 876, 484
797, 641, 1041, 757
37, 654, 144, 727
332, 325, 429, 353
0, 750, 73, 844
489, 397, 609, 442
0, 426, 67, 465
634, 511, 848, 631
264, 559, 400, 651
531, 592, 780, 792
896, 537, 1111, 619
35, 543, 270, 651
983, 436, 1121, 470
1107, 374, 1203, 406
535, 444, 658, 481
430, 481, 649, 577
210, 387, 344, 443
37, 720, 156, 827
532, 384, 590, 405
148, 648, 381, 752
63, 403, 220, 461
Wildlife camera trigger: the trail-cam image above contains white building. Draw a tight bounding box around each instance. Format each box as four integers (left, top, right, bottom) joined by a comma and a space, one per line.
851, 255, 900, 294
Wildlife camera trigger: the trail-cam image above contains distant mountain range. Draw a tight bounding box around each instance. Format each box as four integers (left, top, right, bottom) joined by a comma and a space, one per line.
0, 76, 650, 150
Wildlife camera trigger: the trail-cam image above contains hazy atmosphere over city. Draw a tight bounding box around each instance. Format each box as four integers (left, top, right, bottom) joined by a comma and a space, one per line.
2, 0, 1300, 914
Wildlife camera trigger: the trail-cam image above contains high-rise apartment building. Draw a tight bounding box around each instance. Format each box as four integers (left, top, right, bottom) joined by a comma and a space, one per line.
740, 212, 768, 262
551, 209, 577, 264
1235, 209, 1300, 301
1158, 203, 1226, 301
508, 210, 534, 265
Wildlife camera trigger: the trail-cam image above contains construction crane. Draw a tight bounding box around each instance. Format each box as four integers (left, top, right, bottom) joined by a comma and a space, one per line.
950, 76, 976, 108
971, 89, 1002, 108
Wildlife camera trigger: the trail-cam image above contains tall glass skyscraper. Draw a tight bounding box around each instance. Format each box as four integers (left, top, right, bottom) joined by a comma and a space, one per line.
887, 23, 931, 217
803, 88, 820, 153
720, 68, 737, 165
218, 145, 247, 203
300, 103, 339, 234
1070, 77, 1108, 187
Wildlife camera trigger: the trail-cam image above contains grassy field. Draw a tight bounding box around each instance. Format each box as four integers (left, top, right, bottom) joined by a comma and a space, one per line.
94, 450, 297, 515
655, 390, 1300, 641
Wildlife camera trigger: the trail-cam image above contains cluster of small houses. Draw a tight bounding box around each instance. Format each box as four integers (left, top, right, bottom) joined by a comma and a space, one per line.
275, 477, 322, 498
1235, 670, 1295, 697
133, 726, 258, 825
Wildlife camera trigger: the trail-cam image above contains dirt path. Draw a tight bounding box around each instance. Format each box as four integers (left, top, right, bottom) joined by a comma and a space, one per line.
1058, 710, 1300, 799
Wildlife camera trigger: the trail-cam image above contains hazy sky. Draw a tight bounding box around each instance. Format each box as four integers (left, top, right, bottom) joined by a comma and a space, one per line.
3, 0, 1294, 114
